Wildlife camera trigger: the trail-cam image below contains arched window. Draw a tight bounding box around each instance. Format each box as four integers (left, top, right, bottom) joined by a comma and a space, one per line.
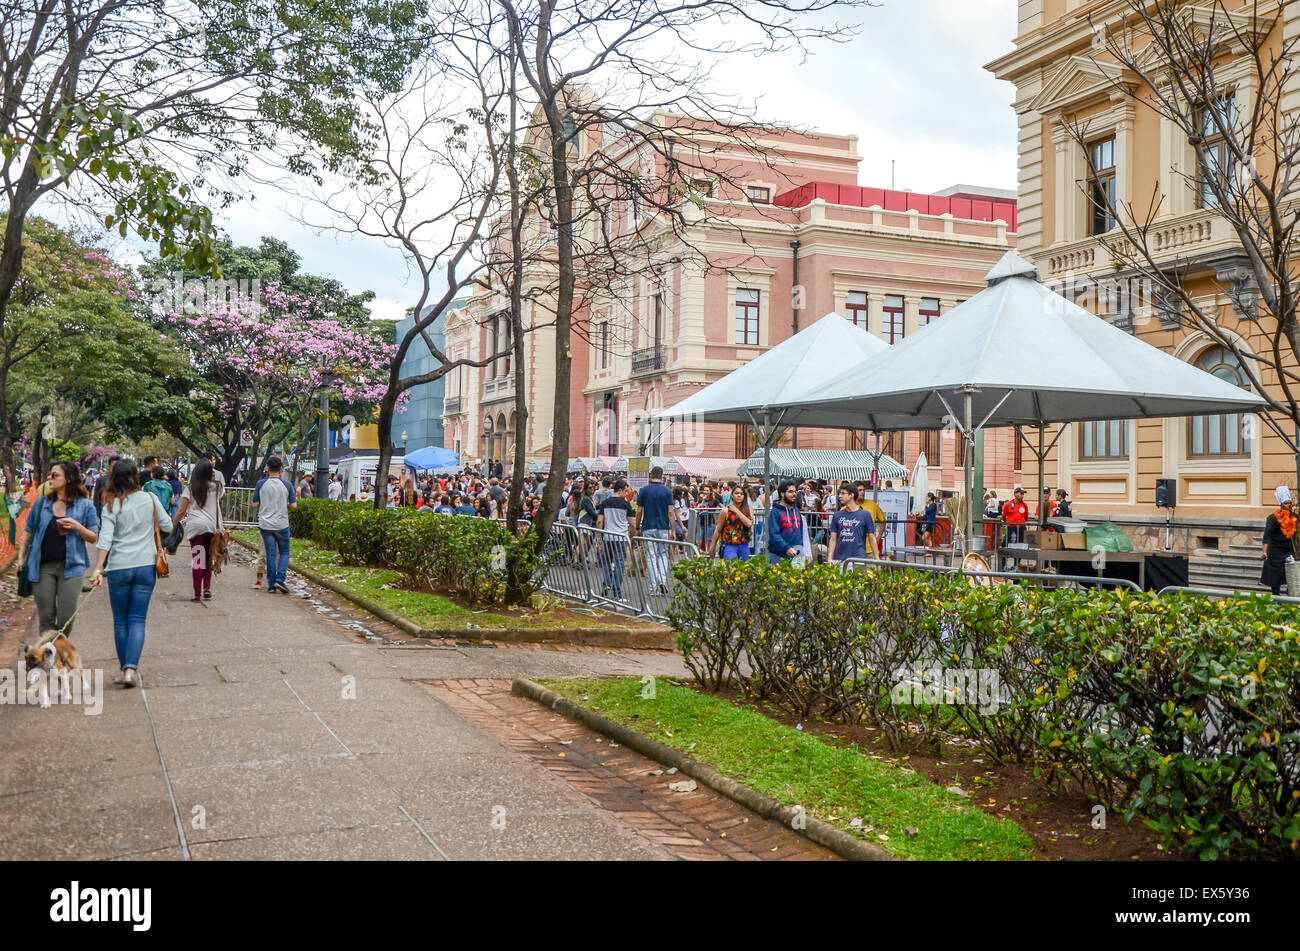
1188, 346, 1250, 457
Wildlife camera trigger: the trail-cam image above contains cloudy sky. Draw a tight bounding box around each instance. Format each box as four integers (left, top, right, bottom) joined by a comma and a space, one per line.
200, 0, 1021, 322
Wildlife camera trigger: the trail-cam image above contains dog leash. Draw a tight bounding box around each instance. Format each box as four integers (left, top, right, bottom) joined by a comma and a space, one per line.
32, 583, 99, 650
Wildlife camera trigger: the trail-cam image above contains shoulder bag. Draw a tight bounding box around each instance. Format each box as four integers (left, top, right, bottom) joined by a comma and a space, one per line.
151, 495, 170, 578
209, 488, 230, 574
15, 498, 38, 596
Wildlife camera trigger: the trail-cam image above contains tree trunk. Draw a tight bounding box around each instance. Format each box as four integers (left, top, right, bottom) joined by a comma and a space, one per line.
504, 35, 532, 604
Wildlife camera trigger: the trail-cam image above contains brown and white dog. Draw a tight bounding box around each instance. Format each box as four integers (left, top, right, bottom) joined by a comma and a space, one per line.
23, 633, 87, 709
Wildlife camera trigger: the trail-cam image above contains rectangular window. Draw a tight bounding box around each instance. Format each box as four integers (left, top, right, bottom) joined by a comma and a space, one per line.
746, 185, 771, 204
653, 292, 664, 347
919, 429, 942, 465
599, 322, 610, 369
1188, 414, 1247, 457
1079, 419, 1129, 459
735, 288, 760, 345
1088, 136, 1117, 236
919, 297, 941, 327
845, 429, 870, 451
1199, 94, 1236, 209
1014, 426, 1023, 471
691, 178, 714, 198
883, 294, 905, 344
845, 291, 869, 330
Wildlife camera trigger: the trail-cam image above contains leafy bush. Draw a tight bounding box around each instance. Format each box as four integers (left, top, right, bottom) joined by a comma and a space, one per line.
669, 558, 1300, 860
286, 499, 548, 605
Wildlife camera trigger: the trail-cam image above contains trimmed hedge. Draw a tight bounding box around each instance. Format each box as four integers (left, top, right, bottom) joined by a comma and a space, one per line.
288, 498, 547, 605
669, 557, 1300, 861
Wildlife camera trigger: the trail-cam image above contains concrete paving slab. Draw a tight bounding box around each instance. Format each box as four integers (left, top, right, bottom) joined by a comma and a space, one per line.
188, 821, 443, 861
167, 755, 402, 844
150, 709, 346, 771
139, 681, 305, 722
0, 773, 179, 860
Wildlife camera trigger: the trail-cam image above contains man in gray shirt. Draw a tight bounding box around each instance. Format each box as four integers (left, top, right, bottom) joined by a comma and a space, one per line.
253, 456, 297, 594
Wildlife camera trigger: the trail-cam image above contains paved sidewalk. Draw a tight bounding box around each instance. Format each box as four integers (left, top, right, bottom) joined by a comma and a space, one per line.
0, 545, 824, 860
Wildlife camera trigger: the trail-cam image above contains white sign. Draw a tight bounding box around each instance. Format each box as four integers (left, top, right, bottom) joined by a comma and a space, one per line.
239, 430, 254, 448
874, 489, 912, 554
627, 456, 651, 492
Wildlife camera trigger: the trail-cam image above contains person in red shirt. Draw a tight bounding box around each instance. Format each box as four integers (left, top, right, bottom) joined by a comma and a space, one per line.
1002, 486, 1029, 545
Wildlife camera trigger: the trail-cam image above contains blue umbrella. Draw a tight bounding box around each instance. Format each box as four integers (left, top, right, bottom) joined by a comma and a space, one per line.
403, 445, 460, 471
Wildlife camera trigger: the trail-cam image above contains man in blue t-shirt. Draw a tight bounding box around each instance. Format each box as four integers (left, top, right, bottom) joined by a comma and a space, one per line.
827, 484, 877, 565
452, 493, 477, 517
636, 466, 674, 593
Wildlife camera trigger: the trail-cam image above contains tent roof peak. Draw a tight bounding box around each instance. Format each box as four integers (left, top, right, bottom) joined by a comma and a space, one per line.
985, 250, 1039, 286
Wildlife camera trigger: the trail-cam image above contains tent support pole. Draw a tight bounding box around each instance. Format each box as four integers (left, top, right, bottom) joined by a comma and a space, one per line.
963, 390, 974, 546
1037, 425, 1046, 529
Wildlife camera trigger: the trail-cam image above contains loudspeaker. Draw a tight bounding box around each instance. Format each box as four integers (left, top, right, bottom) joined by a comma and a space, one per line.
1155, 478, 1177, 509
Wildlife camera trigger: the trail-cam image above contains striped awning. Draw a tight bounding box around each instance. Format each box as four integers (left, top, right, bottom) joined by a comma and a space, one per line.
736, 448, 908, 482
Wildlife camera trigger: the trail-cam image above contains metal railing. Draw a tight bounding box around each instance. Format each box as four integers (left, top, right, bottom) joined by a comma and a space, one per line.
838, 556, 1144, 591
539, 522, 699, 621
1158, 584, 1300, 605
220, 486, 259, 528
631, 345, 665, 375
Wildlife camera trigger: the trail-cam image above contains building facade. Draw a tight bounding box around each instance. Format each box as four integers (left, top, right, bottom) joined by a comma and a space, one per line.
988, 0, 1297, 551
390, 299, 466, 455
442, 112, 1027, 494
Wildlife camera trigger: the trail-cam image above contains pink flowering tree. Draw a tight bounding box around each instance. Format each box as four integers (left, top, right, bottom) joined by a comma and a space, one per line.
166, 281, 399, 480
1, 215, 150, 487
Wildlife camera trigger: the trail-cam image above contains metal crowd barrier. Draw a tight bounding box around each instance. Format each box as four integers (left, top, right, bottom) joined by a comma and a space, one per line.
539, 523, 700, 622
220, 486, 258, 528
838, 556, 1144, 591
1157, 585, 1300, 605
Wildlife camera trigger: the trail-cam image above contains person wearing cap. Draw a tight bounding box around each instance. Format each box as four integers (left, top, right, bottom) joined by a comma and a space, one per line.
1002, 487, 1030, 545
1261, 485, 1296, 595
1036, 486, 1055, 527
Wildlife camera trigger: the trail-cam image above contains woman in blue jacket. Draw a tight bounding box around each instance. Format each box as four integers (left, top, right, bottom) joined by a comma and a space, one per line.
16, 461, 99, 636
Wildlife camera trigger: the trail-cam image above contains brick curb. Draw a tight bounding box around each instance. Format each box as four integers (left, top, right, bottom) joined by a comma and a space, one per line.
510, 677, 900, 862
230, 535, 670, 647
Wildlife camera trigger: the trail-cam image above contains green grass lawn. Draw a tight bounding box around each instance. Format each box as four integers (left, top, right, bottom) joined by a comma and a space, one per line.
233, 530, 494, 630
232, 531, 654, 632
538, 676, 1037, 861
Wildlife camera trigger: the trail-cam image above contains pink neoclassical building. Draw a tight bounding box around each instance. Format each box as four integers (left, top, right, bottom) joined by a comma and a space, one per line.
442, 113, 1026, 496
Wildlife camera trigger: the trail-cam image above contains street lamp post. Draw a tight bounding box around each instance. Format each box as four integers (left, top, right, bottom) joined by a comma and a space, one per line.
314, 383, 330, 495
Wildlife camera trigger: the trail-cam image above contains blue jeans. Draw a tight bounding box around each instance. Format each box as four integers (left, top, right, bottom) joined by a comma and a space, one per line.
261, 528, 291, 588
601, 537, 629, 598
643, 528, 671, 591
107, 565, 156, 670
721, 543, 750, 561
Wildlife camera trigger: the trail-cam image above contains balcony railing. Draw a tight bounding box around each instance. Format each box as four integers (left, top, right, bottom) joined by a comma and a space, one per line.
1044, 208, 1229, 279
443, 396, 462, 413
631, 345, 665, 376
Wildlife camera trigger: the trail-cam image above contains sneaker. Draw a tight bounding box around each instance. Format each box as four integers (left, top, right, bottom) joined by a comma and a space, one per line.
275, 582, 291, 594
203, 590, 212, 599
116, 669, 137, 688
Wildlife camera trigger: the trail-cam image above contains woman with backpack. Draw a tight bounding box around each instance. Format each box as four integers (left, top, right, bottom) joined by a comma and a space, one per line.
173, 460, 225, 603
89, 459, 174, 687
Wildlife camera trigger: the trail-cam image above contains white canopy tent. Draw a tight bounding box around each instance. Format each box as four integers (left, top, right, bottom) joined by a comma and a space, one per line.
654, 312, 898, 489
787, 251, 1270, 541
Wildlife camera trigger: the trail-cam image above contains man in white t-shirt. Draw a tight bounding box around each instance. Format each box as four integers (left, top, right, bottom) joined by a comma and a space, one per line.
253, 456, 297, 594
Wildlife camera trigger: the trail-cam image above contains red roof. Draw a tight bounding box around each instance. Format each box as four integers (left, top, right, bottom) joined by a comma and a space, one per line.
774, 183, 1017, 232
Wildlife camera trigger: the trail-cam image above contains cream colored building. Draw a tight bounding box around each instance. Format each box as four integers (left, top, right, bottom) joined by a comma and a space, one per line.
988, 0, 1298, 552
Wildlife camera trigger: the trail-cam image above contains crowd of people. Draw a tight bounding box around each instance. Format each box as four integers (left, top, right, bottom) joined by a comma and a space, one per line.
16, 451, 301, 690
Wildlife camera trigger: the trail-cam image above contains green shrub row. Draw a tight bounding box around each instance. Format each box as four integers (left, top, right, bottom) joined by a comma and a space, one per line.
288, 498, 547, 605
668, 557, 1300, 861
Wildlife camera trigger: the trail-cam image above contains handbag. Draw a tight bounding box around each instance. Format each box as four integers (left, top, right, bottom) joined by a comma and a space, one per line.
209, 488, 230, 573
15, 498, 39, 596
151, 497, 169, 578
